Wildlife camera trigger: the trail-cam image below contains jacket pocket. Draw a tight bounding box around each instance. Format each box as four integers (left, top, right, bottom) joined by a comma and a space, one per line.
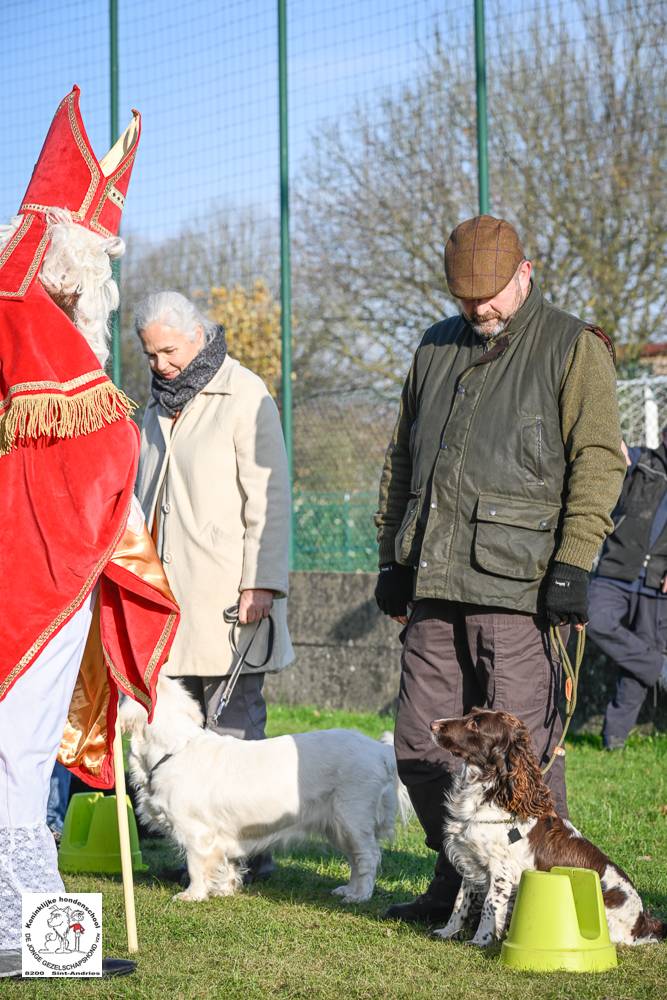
394, 489, 423, 566
473, 492, 560, 580
520, 416, 545, 485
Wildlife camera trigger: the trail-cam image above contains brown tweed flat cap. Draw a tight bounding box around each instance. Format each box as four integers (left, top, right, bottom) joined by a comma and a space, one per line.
444, 215, 525, 300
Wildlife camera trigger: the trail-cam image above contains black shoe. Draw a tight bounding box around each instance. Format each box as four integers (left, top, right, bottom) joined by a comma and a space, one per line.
0, 949, 21, 978
102, 958, 136, 977
602, 731, 626, 750
243, 852, 276, 885
383, 876, 460, 924
0, 952, 135, 979
383, 849, 461, 925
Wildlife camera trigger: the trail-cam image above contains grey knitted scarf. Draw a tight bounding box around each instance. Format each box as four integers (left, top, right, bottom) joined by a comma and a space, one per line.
151, 325, 227, 416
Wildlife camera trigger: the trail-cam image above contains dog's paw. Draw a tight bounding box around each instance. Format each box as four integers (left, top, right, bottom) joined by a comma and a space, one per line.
172, 888, 208, 902
331, 885, 372, 903
432, 925, 461, 941
209, 885, 238, 898
466, 933, 494, 948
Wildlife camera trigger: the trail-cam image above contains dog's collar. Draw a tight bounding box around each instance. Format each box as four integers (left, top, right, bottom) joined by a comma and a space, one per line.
467, 815, 523, 843
147, 752, 174, 789
145, 732, 202, 792
470, 816, 517, 824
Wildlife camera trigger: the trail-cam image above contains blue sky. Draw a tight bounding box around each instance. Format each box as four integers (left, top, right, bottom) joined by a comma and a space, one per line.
1, 0, 592, 244
0, 0, 470, 242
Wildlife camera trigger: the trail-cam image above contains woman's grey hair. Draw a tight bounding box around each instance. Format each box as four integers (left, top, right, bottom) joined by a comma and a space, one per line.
134, 291, 217, 344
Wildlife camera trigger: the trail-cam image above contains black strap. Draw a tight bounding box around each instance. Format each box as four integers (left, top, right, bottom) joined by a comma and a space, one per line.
147, 752, 174, 790
223, 604, 274, 669
210, 605, 275, 725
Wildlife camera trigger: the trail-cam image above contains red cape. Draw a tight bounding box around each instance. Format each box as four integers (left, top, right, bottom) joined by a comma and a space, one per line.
0, 282, 179, 788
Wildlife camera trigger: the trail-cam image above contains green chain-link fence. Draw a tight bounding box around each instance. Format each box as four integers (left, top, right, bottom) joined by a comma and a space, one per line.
1, 1, 664, 571
292, 391, 397, 570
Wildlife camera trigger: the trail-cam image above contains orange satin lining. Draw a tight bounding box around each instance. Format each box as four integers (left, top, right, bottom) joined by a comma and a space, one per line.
58, 593, 109, 776
110, 520, 177, 604
58, 520, 176, 776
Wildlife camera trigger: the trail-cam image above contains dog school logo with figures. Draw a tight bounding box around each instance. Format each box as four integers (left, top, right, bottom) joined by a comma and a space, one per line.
21, 893, 102, 977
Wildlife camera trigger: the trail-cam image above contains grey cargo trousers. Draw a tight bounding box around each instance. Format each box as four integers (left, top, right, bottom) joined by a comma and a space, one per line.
394, 598, 568, 856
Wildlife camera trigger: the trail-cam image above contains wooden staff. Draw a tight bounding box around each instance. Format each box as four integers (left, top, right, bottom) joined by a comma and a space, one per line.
113, 720, 138, 953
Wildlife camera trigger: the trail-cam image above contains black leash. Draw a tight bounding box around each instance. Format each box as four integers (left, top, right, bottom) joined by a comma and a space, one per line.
145, 607, 274, 784
210, 604, 274, 725
147, 751, 174, 792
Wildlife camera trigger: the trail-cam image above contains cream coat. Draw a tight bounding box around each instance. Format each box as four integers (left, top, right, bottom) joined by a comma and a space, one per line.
135, 355, 293, 677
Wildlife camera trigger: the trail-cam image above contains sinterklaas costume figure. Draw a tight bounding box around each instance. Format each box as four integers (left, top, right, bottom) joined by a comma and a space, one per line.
0, 87, 180, 961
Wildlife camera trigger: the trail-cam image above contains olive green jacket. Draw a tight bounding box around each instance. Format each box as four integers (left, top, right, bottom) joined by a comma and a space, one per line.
375, 284, 625, 613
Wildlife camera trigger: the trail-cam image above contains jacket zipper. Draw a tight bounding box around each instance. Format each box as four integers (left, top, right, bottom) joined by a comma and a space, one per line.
442, 364, 492, 595
536, 417, 545, 485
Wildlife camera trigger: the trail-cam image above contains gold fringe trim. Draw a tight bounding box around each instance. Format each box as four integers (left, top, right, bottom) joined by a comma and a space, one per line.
0, 382, 136, 455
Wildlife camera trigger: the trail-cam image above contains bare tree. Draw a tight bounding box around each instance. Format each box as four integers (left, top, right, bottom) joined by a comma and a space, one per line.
492, 0, 666, 347
293, 53, 476, 397
293, 0, 666, 396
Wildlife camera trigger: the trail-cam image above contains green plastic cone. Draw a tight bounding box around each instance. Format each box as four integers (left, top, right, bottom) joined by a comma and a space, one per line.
58, 791, 148, 875
500, 868, 617, 972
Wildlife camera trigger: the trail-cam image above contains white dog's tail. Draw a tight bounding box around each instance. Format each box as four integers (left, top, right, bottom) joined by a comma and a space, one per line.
379, 731, 413, 827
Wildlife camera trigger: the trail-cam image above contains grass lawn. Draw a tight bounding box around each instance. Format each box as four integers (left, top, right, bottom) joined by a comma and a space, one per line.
6, 707, 666, 1000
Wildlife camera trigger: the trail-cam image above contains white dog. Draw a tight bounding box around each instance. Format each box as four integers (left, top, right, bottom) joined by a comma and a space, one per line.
120, 676, 407, 903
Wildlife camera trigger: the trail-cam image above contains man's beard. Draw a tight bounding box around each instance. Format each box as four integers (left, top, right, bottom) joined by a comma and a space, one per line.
467, 314, 507, 339
464, 277, 525, 340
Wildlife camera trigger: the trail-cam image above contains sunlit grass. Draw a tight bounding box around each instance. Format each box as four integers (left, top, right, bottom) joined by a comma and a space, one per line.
6, 710, 666, 999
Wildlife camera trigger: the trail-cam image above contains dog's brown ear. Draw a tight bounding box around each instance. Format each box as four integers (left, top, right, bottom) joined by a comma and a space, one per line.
486, 745, 514, 803
496, 717, 555, 819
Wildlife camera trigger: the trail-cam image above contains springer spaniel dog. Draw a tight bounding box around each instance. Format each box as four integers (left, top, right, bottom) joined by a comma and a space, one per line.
120, 676, 409, 903
429, 709, 665, 947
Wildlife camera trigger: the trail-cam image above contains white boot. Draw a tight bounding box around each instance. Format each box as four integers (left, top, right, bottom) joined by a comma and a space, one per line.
0, 823, 65, 951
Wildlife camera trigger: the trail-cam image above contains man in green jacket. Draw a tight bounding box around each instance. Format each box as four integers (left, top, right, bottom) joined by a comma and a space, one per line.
375, 215, 625, 925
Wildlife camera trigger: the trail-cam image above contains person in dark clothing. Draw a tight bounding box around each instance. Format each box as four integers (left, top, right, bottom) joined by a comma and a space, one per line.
46, 762, 71, 844
588, 431, 667, 749
374, 214, 625, 927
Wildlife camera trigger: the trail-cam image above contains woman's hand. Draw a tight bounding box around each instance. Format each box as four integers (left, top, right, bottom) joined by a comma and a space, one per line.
238, 588, 274, 624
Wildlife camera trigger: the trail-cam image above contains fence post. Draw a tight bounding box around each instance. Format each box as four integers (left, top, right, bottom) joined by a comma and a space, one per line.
644, 383, 659, 447
474, 0, 490, 215
278, 0, 294, 569
109, 0, 122, 388
343, 492, 350, 560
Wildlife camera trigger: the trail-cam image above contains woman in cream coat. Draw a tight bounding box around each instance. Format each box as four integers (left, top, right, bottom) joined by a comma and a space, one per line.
134, 291, 293, 752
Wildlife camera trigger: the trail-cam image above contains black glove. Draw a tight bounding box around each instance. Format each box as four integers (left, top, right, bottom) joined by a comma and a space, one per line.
374, 562, 414, 617
543, 561, 589, 625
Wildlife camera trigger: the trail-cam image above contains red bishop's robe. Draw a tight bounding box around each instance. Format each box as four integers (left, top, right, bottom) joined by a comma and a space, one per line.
0, 280, 180, 788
